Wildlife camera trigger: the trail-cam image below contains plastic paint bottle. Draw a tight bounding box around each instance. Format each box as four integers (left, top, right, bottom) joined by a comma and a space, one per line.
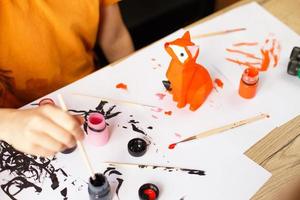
239, 67, 259, 99
86, 113, 110, 146
287, 46, 300, 78
88, 173, 112, 200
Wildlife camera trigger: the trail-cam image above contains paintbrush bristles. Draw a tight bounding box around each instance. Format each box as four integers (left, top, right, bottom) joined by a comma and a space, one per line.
57, 94, 96, 180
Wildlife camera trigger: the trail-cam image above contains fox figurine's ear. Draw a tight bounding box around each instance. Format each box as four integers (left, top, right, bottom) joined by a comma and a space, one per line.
187, 46, 199, 59
182, 31, 191, 41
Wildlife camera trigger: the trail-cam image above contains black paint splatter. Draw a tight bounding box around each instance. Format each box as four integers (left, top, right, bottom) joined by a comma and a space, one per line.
180, 168, 205, 176
60, 187, 68, 200
0, 141, 69, 199
128, 120, 139, 124
122, 126, 128, 129
147, 126, 153, 130
103, 167, 124, 199
131, 124, 146, 135
108, 170, 122, 176
1, 177, 42, 200
137, 164, 205, 176
116, 178, 124, 199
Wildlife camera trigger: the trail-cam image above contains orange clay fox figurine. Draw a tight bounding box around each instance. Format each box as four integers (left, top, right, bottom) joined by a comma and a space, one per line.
164, 31, 213, 111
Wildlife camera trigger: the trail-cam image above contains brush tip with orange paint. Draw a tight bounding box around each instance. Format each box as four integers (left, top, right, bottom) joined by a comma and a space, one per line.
239, 67, 259, 99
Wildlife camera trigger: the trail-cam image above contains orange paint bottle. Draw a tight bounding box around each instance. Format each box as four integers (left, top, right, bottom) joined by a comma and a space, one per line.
239, 67, 259, 99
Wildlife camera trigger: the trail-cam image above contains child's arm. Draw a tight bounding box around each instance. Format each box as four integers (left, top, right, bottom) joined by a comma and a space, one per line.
0, 106, 84, 157
98, 4, 134, 63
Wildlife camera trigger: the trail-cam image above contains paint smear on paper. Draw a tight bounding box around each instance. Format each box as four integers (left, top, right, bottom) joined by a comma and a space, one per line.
152, 115, 158, 119
155, 93, 166, 100
233, 42, 258, 47
226, 58, 260, 68
151, 107, 163, 113
164, 111, 172, 116
226, 36, 281, 72
174, 133, 182, 138
226, 48, 262, 60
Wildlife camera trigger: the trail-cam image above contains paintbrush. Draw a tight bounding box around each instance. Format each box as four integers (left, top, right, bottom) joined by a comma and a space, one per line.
104, 161, 205, 175
169, 113, 270, 149
72, 93, 157, 108
57, 94, 96, 180
192, 28, 246, 39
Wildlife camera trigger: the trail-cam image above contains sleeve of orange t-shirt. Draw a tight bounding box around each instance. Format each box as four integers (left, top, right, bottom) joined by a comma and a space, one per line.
103, 0, 120, 6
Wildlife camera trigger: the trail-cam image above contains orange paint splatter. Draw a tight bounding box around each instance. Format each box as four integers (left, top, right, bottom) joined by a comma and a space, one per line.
226, 48, 262, 60
233, 42, 258, 47
151, 107, 163, 112
269, 39, 280, 67
226, 58, 260, 68
227, 37, 281, 72
164, 111, 172, 116
214, 78, 224, 88
116, 83, 127, 90
260, 49, 270, 71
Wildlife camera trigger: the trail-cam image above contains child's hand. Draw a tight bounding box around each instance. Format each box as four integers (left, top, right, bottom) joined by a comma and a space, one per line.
0, 105, 84, 157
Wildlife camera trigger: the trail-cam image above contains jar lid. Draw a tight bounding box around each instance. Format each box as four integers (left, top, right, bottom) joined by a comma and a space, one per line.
128, 138, 147, 157
138, 183, 159, 200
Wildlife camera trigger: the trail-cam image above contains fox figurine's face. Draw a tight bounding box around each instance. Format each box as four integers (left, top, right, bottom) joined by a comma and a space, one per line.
165, 31, 199, 65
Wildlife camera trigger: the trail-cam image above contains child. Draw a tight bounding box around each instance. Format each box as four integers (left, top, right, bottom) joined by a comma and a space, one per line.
0, 0, 134, 157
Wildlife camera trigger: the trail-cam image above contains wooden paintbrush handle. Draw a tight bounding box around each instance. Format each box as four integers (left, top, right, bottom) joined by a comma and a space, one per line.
195, 113, 269, 139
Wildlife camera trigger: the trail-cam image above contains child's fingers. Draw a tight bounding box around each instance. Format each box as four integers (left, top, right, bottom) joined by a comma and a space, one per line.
38, 105, 84, 141
32, 114, 77, 148
30, 130, 67, 152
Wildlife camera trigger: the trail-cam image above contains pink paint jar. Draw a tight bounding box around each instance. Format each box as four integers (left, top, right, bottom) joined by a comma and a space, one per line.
86, 113, 110, 146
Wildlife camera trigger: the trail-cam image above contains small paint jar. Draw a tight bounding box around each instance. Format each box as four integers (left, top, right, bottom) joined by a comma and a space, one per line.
138, 183, 159, 200
86, 113, 110, 146
128, 138, 147, 157
88, 173, 112, 200
239, 67, 259, 99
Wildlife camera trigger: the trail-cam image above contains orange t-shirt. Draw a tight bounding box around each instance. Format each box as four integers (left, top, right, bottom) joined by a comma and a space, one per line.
0, 0, 119, 108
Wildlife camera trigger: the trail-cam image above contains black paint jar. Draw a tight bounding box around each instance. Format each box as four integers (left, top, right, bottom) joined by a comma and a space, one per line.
88, 173, 112, 200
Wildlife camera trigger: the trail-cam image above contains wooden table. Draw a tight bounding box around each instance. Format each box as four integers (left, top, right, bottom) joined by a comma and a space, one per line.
188, 0, 300, 199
